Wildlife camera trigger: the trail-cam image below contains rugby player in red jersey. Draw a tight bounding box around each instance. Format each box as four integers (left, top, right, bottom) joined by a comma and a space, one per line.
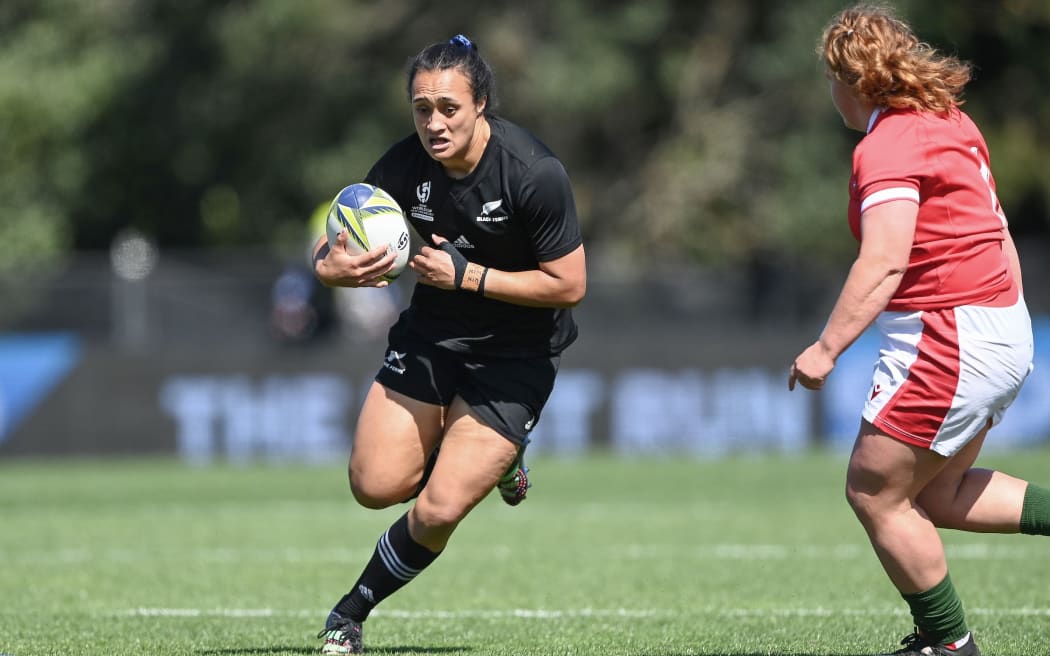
790, 5, 1049, 655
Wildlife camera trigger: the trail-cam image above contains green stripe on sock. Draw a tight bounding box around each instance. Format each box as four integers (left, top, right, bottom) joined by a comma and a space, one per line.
1020, 483, 1050, 536
901, 573, 968, 646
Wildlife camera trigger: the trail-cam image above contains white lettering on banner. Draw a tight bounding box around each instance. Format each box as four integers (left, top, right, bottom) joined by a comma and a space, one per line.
528, 370, 604, 455
160, 375, 352, 464
159, 377, 216, 463
157, 368, 814, 463
609, 369, 810, 456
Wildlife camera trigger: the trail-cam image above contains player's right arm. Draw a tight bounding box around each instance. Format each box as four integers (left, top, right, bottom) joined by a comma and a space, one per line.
790, 198, 915, 391
313, 230, 397, 288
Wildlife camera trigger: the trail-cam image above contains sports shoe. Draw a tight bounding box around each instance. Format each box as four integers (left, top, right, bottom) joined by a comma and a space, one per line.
880, 630, 980, 656
498, 451, 531, 506
317, 612, 363, 655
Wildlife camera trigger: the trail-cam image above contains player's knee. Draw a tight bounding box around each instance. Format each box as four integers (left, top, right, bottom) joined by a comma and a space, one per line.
844, 478, 880, 524
349, 482, 394, 509
348, 473, 411, 510
412, 495, 470, 531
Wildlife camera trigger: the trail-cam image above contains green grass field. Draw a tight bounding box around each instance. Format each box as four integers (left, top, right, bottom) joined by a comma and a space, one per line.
2, 449, 1049, 656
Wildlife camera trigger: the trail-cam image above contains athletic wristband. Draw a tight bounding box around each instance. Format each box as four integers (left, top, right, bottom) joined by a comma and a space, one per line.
438, 241, 487, 294
462, 262, 487, 294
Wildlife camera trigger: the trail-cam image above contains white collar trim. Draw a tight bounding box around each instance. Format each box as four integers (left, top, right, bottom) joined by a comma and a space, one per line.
866, 108, 883, 134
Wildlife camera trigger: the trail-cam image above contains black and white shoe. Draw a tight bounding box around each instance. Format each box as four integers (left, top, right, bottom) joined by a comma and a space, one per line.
318, 612, 363, 655
880, 630, 980, 656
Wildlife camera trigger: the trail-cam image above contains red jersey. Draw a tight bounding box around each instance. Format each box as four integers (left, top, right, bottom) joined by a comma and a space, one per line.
847, 107, 1015, 310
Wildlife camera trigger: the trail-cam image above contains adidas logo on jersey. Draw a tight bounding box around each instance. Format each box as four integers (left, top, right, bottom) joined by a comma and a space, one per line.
452, 235, 475, 249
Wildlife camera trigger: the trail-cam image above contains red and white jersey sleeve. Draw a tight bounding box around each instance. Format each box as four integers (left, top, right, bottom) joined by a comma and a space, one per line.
846, 108, 1015, 310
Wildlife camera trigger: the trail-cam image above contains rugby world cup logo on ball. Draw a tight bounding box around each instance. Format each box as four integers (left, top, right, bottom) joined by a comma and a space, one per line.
326, 183, 411, 282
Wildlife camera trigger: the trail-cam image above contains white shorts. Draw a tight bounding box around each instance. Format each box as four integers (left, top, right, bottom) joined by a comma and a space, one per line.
863, 296, 1034, 456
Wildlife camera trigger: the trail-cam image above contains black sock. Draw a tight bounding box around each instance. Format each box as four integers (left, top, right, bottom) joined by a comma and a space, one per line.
333, 512, 440, 622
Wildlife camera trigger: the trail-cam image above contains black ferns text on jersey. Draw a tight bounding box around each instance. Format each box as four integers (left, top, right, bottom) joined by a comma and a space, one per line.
365, 117, 583, 358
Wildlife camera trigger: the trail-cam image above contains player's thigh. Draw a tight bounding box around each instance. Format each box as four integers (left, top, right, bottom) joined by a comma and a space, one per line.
913, 423, 1022, 527
847, 420, 950, 509
350, 382, 444, 497
415, 397, 519, 525
917, 422, 989, 501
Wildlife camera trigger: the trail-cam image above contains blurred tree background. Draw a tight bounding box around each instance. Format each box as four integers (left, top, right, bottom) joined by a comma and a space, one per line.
1, 0, 1047, 295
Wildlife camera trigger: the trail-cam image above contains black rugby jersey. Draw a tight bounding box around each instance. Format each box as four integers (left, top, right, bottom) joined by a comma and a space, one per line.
365, 116, 582, 358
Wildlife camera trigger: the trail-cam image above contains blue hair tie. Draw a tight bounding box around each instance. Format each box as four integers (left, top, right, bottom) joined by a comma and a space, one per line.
449, 34, 476, 51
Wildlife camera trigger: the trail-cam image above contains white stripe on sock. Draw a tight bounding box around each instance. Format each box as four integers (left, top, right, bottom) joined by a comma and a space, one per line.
377, 531, 420, 581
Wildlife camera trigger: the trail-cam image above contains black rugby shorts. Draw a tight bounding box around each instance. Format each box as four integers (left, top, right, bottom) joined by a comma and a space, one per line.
374, 332, 560, 446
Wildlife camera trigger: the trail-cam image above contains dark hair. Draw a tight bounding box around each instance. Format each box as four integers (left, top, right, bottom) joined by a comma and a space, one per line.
406, 34, 499, 114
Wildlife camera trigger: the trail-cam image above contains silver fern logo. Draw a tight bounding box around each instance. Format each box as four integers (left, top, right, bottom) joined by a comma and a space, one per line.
477, 198, 508, 223
383, 350, 407, 375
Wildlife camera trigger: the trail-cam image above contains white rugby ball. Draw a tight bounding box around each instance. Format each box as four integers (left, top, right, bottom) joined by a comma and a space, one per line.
325, 183, 411, 282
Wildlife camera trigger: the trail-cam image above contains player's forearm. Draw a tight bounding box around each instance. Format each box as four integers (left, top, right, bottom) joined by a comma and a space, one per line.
819, 256, 903, 360
312, 237, 335, 286
480, 267, 586, 309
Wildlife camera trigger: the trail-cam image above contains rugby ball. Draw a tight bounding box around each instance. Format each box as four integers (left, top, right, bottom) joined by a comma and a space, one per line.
325, 183, 411, 282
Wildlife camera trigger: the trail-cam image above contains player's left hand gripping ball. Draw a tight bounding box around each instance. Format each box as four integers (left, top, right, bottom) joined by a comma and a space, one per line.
325, 183, 411, 283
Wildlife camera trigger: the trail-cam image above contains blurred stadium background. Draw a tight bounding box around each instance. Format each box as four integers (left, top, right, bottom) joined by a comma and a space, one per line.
2, 0, 1049, 461
3, 3, 1050, 655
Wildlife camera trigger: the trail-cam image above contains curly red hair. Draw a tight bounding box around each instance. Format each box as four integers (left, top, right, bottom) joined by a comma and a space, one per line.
819, 3, 971, 113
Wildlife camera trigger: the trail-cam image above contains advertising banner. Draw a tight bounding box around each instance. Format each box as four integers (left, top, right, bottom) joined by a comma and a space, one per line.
2, 320, 1048, 461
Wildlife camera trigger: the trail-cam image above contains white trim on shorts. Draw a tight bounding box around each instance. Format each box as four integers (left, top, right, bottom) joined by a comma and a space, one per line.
862, 296, 1034, 456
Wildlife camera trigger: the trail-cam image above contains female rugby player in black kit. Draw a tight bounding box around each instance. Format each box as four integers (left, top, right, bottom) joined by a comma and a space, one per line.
312, 35, 586, 654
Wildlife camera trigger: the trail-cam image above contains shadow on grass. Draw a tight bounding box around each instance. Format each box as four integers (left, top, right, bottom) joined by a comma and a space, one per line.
198, 648, 471, 655
197, 646, 869, 650
634, 653, 864, 656
198, 649, 316, 655
197, 649, 863, 656
357, 649, 471, 654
